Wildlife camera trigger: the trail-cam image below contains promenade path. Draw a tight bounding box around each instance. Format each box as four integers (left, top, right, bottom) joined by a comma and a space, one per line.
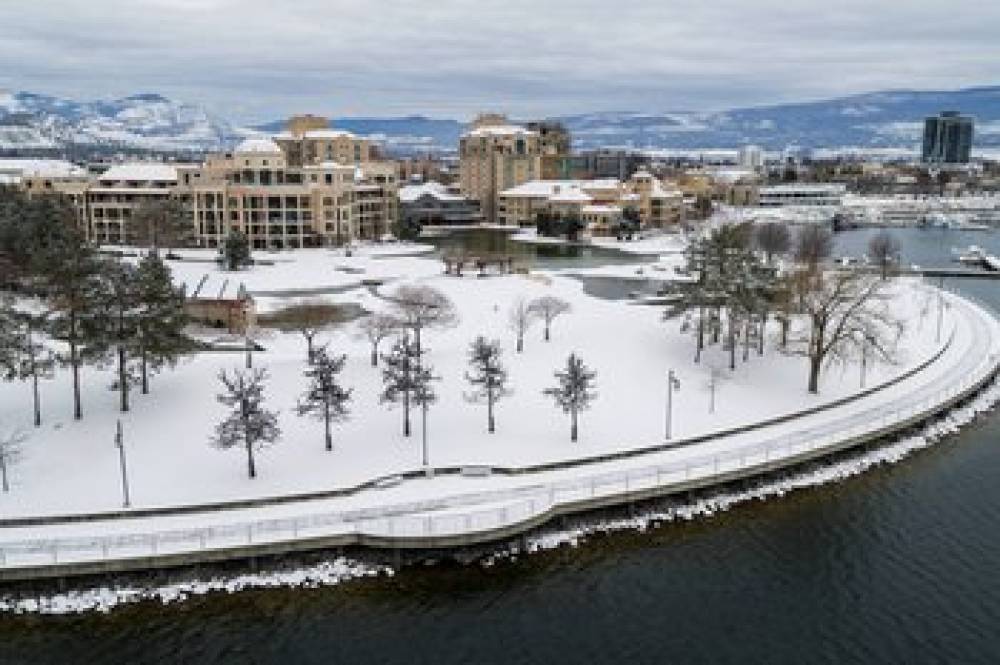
1, 287, 998, 579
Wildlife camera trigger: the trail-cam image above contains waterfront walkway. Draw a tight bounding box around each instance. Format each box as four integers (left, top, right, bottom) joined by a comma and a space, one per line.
1, 288, 998, 581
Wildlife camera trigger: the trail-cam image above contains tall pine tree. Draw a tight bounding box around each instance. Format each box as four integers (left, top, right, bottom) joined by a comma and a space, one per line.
297, 346, 352, 451
543, 353, 597, 442
134, 251, 191, 394
464, 336, 509, 433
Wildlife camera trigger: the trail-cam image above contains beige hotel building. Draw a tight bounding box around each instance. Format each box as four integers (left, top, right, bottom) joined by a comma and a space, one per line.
12, 116, 399, 250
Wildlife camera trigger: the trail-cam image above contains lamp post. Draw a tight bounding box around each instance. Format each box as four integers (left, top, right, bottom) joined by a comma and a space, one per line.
666, 370, 681, 440
115, 420, 131, 508
421, 400, 432, 477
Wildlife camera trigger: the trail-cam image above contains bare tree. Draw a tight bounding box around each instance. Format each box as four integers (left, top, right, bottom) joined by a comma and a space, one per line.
269, 299, 342, 364
509, 298, 536, 353
465, 336, 510, 433
543, 353, 598, 442
356, 312, 400, 367
784, 269, 902, 393
297, 346, 352, 451
868, 230, 901, 280
212, 368, 280, 478
755, 222, 791, 264
794, 225, 833, 272
0, 429, 27, 493
388, 284, 457, 354
528, 295, 571, 342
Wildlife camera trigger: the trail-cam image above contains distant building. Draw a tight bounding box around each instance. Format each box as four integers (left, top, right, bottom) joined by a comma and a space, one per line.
526, 121, 573, 179
758, 183, 846, 207
569, 149, 650, 181
922, 111, 974, 164
737, 145, 764, 170
498, 171, 684, 234
459, 114, 541, 224
273, 114, 378, 166
399, 182, 482, 227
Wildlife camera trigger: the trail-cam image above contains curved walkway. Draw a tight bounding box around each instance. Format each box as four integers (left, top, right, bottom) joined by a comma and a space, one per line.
1, 288, 998, 580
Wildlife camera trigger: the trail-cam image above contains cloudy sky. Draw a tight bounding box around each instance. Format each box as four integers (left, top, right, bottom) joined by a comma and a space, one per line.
1, 0, 998, 122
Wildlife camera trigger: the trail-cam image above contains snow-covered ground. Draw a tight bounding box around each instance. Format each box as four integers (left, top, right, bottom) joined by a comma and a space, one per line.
0, 248, 955, 519
511, 228, 686, 256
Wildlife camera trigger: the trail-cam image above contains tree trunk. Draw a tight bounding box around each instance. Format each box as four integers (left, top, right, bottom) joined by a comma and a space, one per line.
245, 338, 253, 369
695, 306, 705, 363
370, 344, 378, 367
403, 389, 411, 437
306, 335, 315, 364
571, 408, 578, 442
516, 334, 523, 353
759, 310, 767, 356
544, 322, 551, 342
243, 399, 256, 478
487, 393, 495, 433
31, 365, 41, 427
728, 311, 737, 371
808, 355, 821, 394
0, 457, 7, 492
324, 400, 332, 451
743, 318, 751, 363
118, 344, 129, 413
70, 336, 82, 420
140, 345, 149, 394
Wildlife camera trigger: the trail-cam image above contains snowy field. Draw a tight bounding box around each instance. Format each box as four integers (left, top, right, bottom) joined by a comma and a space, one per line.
0, 247, 947, 518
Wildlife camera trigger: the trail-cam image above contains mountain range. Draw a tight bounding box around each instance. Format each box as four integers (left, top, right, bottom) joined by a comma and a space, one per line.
2, 86, 1000, 156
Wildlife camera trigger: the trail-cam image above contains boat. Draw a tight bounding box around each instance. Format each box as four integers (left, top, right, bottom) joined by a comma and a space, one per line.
954, 245, 987, 265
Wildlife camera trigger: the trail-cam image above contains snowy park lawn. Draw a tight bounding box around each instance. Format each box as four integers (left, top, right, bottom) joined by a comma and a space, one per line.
0, 248, 943, 518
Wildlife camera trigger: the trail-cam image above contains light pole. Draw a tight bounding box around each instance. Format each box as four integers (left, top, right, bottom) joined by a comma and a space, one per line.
421, 400, 432, 477
666, 370, 681, 440
115, 419, 131, 508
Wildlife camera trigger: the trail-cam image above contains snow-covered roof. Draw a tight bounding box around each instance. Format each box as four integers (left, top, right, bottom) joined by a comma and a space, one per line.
234, 137, 282, 154
464, 124, 537, 138
500, 179, 623, 198
0, 158, 86, 178
582, 205, 622, 215
399, 181, 464, 203
99, 163, 178, 182
550, 188, 592, 204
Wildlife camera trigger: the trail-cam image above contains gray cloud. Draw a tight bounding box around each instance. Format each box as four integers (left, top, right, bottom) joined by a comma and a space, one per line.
1, 0, 998, 122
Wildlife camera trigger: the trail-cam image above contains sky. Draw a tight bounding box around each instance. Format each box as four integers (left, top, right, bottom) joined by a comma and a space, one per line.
1, 0, 999, 123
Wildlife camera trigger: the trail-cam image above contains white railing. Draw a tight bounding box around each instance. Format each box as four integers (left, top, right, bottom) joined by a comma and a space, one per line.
1, 288, 998, 570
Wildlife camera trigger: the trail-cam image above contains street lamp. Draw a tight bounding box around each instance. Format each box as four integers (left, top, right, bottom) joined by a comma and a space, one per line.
115, 419, 131, 508
666, 369, 681, 440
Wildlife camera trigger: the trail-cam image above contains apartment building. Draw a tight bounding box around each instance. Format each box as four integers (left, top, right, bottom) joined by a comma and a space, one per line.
459, 114, 541, 224
273, 114, 378, 166
87, 163, 181, 245
4, 118, 399, 249
497, 171, 684, 234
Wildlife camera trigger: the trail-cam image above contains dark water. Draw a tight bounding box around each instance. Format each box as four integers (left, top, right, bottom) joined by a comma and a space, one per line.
422, 227, 650, 271
2, 228, 999, 665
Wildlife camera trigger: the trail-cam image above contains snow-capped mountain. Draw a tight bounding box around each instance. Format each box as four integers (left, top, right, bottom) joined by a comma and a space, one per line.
3, 85, 1000, 156
554, 87, 1000, 150
0, 91, 240, 153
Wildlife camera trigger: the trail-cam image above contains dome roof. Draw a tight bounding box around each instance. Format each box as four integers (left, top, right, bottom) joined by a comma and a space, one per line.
234, 137, 282, 154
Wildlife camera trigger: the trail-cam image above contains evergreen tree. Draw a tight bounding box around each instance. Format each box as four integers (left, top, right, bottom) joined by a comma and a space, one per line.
132, 198, 192, 255
219, 231, 252, 271
134, 251, 191, 394
543, 353, 597, 442
297, 346, 352, 451
0, 303, 55, 427
212, 368, 280, 478
41, 226, 107, 420
464, 336, 509, 433
380, 334, 435, 437
91, 261, 143, 413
